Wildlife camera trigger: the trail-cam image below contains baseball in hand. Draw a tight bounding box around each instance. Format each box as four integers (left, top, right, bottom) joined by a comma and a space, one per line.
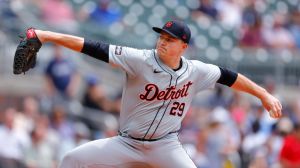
269, 109, 277, 118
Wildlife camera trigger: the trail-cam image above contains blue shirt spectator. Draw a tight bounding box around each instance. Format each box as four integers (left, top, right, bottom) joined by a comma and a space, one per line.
289, 10, 300, 50
45, 45, 80, 99
89, 0, 122, 26
46, 58, 75, 93
198, 0, 219, 19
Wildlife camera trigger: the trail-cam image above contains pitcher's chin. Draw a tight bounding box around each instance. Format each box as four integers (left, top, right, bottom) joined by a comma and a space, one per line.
157, 48, 166, 56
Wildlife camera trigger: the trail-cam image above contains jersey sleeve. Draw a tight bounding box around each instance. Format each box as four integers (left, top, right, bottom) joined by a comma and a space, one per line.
193, 61, 221, 91
109, 45, 146, 77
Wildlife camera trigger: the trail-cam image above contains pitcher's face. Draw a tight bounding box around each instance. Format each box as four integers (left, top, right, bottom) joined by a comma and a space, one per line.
156, 32, 187, 59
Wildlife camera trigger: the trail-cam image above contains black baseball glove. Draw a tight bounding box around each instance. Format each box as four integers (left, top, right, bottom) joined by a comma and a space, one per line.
13, 28, 42, 74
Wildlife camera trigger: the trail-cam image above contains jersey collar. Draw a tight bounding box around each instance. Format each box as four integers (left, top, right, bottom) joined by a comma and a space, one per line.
153, 50, 187, 76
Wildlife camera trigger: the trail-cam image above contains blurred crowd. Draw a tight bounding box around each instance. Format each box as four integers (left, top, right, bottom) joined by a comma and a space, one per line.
191, 0, 298, 51
0, 45, 121, 168
0, 45, 299, 168
1, 0, 300, 52
0, 0, 300, 168
181, 85, 300, 168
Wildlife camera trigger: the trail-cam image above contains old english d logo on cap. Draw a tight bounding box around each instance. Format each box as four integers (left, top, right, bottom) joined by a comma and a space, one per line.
152, 20, 191, 44
165, 21, 173, 28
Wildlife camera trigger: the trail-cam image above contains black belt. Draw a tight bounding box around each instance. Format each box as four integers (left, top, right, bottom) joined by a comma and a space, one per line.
118, 130, 179, 142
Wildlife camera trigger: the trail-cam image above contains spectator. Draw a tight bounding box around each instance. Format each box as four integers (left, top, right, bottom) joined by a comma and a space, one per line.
239, 15, 264, 48
290, 99, 300, 124
289, 10, 300, 50
208, 85, 228, 108
0, 0, 20, 35
279, 123, 300, 167
192, 0, 219, 20
0, 108, 29, 168
262, 13, 295, 50
244, 105, 277, 137
79, 0, 122, 26
82, 75, 108, 111
82, 74, 120, 113
228, 92, 250, 132
50, 105, 75, 141
265, 118, 293, 167
242, 119, 267, 165
80, 74, 119, 138
39, 0, 78, 32
23, 122, 56, 168
30, 114, 60, 166
44, 45, 80, 112
216, 0, 242, 28
14, 96, 40, 134
205, 107, 241, 168
248, 150, 269, 168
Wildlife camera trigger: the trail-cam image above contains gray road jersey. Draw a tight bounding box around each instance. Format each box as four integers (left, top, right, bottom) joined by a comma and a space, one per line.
109, 45, 221, 140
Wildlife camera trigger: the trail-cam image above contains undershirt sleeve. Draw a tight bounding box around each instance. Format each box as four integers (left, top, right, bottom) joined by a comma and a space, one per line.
216, 67, 238, 87
81, 39, 109, 63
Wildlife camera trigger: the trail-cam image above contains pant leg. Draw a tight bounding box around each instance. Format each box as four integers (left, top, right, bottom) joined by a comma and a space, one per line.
58, 136, 144, 168
146, 134, 196, 168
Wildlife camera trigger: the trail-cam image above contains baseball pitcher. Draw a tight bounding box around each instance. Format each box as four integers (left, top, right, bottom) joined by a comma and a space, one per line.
13, 20, 282, 168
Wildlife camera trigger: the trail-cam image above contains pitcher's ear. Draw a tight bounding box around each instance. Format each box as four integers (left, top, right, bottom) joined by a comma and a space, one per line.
182, 43, 188, 49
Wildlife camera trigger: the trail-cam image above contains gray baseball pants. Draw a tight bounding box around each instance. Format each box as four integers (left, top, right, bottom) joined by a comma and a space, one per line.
58, 133, 196, 168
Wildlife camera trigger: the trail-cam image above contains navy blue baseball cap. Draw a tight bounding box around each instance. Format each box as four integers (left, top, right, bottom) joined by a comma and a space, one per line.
152, 20, 191, 44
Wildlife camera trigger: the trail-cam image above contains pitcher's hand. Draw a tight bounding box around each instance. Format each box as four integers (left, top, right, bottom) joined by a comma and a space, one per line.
261, 93, 282, 118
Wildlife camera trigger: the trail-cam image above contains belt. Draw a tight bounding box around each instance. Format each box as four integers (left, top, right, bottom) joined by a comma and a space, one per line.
118, 130, 179, 142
